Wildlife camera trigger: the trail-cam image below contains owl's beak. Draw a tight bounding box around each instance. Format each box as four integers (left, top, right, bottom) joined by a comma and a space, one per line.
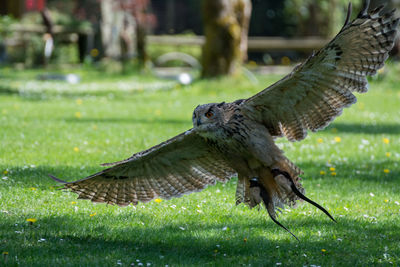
196, 117, 202, 126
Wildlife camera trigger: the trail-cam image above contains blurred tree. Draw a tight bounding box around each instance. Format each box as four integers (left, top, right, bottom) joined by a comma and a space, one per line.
73, 0, 155, 66
120, 0, 156, 68
100, 0, 125, 58
201, 0, 252, 78
73, 0, 103, 61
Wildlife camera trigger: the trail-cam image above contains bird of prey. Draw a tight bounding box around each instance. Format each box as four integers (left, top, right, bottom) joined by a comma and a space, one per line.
51, 1, 398, 239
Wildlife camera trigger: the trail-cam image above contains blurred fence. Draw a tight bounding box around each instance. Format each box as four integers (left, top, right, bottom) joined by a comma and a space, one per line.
1, 24, 328, 53
148, 35, 328, 52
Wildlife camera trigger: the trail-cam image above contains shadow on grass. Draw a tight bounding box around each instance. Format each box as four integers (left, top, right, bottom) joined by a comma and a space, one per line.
328, 122, 400, 135
2, 161, 400, 265
0, 84, 17, 95
1, 213, 399, 266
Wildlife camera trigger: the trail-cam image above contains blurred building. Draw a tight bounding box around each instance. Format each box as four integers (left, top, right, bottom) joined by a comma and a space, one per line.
151, 0, 288, 37
0, 0, 46, 18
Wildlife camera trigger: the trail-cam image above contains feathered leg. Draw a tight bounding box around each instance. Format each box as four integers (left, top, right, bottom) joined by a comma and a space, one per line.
250, 174, 299, 241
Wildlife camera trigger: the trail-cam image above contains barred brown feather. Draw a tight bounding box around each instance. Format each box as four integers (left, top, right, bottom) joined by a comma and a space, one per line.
242, 2, 399, 141
51, 130, 235, 206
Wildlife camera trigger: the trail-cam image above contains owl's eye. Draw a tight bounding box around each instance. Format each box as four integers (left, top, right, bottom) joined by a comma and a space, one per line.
205, 111, 214, 118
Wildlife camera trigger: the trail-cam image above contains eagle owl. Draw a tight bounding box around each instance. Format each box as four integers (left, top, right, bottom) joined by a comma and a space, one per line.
51, 1, 398, 239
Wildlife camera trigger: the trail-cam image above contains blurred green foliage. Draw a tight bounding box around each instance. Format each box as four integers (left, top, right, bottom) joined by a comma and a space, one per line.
284, 0, 362, 37
1, 10, 89, 66
0, 15, 17, 43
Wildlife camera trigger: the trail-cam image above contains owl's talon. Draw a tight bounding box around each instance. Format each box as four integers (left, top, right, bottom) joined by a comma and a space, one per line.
272, 168, 336, 222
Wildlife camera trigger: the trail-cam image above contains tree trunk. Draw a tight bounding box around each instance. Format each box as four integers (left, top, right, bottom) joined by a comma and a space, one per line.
100, 0, 123, 58
136, 20, 149, 68
201, 0, 251, 78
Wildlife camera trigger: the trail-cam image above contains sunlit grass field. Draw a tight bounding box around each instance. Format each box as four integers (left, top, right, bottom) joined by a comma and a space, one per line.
1, 64, 400, 266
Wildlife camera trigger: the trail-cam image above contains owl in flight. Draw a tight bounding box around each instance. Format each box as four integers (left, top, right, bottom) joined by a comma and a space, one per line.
51, 1, 398, 239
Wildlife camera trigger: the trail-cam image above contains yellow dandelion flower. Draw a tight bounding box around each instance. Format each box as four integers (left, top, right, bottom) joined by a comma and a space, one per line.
76, 98, 83, 105
331, 172, 337, 176
2, 251, 8, 255
3, 170, 8, 175
90, 48, 99, 57
281, 56, 291, 65
321, 249, 327, 252
383, 138, 390, 144
73, 147, 79, 152
26, 218, 37, 223
89, 212, 97, 217
384, 199, 389, 203
329, 167, 335, 172
317, 138, 323, 144
71, 201, 77, 205
385, 152, 391, 157
243, 237, 247, 243
384, 169, 390, 174
248, 60, 257, 67
320, 171, 326, 175
154, 198, 162, 203
75, 112, 82, 119
334, 136, 341, 143
30, 187, 37, 191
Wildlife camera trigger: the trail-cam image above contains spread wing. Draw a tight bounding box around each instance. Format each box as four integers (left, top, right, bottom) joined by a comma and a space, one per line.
241, 1, 399, 141
51, 129, 235, 206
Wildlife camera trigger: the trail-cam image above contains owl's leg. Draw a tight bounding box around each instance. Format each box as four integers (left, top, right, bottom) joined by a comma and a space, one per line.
258, 167, 284, 209
249, 178, 262, 209
235, 174, 251, 206
271, 169, 336, 222
250, 176, 299, 241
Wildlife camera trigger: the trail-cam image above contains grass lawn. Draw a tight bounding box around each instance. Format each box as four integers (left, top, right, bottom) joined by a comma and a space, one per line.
1, 64, 400, 266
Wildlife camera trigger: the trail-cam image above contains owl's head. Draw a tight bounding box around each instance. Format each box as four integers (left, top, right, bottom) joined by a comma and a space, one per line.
192, 102, 225, 133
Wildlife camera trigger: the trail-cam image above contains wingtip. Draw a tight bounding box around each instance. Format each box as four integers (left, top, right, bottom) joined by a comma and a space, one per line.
48, 174, 68, 184
357, 0, 370, 18
344, 2, 352, 26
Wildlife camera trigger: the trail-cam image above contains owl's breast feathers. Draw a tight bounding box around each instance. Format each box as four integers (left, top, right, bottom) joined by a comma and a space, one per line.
203, 101, 282, 166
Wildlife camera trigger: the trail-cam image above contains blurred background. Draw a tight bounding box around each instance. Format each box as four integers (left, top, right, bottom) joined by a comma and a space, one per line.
0, 0, 399, 81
